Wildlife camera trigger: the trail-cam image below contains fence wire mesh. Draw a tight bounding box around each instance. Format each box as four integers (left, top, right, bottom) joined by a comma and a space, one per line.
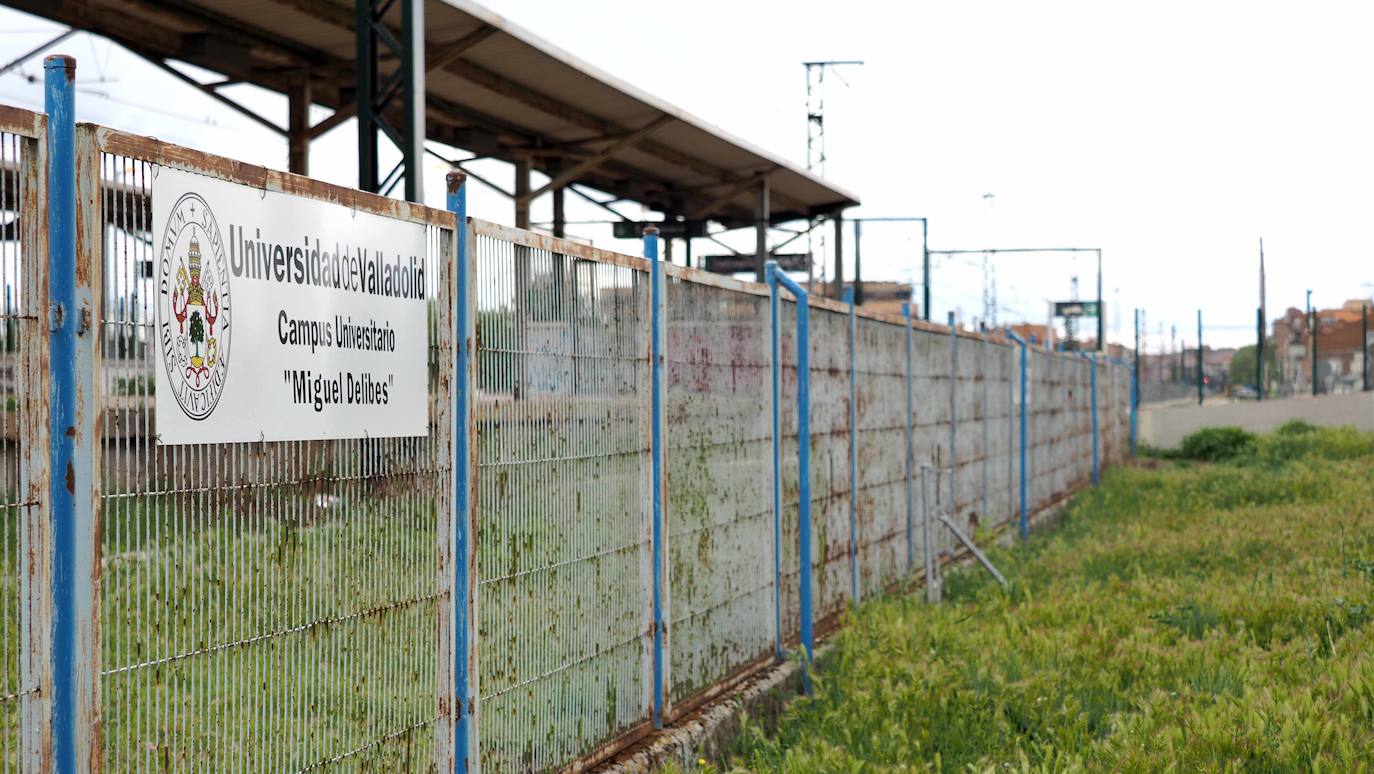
758, 296, 798, 651
804, 307, 850, 622
472, 226, 652, 770
95, 150, 450, 772
0, 99, 1138, 773
663, 277, 774, 707
853, 317, 911, 598
0, 127, 37, 773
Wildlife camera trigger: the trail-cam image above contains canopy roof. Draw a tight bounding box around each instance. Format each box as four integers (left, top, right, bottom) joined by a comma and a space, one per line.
10, 0, 860, 224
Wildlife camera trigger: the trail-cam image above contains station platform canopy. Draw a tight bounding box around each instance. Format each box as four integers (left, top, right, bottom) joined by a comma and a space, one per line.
8, 0, 859, 227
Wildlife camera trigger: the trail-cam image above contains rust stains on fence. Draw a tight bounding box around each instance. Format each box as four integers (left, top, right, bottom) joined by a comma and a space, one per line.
89, 125, 455, 229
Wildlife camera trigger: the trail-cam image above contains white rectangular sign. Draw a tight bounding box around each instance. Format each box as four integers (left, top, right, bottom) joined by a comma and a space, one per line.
152, 167, 430, 444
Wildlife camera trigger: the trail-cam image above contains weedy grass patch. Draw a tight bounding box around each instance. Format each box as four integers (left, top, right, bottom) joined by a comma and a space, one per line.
685, 425, 1374, 772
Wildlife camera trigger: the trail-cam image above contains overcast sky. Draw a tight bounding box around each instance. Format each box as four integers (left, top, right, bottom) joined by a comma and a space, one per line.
2, 0, 1373, 348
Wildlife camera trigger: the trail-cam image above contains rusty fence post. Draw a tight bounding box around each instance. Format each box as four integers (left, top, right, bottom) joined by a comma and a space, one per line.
843, 286, 858, 603
902, 303, 914, 574
920, 465, 935, 602
768, 256, 783, 663
644, 226, 665, 729
979, 331, 988, 529
446, 171, 477, 773
49, 54, 103, 773
1004, 330, 1028, 540
16, 87, 54, 772
768, 261, 812, 692
1080, 354, 1099, 485
947, 312, 957, 540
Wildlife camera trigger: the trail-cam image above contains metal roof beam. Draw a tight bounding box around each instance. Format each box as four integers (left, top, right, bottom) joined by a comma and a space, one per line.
435, 56, 809, 213
426, 26, 497, 73
518, 114, 674, 205
568, 185, 634, 222
423, 147, 513, 198
123, 0, 326, 69
308, 104, 355, 139
139, 53, 287, 136
686, 170, 772, 219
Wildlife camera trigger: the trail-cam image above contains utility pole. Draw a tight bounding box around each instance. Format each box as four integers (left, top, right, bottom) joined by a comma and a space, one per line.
921, 219, 930, 320
1170, 324, 1177, 382
804, 60, 862, 292
1065, 275, 1080, 351
1134, 308, 1141, 409
1308, 289, 1317, 396
1364, 303, 1370, 392
853, 219, 863, 305
1196, 309, 1204, 406
924, 246, 1102, 342
1256, 307, 1264, 400
1096, 249, 1104, 351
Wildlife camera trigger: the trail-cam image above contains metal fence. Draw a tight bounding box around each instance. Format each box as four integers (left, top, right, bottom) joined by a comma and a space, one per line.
3, 77, 1134, 773
0, 105, 47, 773
662, 273, 775, 710
91, 127, 455, 771
470, 222, 653, 769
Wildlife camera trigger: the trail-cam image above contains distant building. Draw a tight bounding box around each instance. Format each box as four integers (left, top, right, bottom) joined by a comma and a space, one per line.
807, 281, 915, 317
1137, 346, 1230, 389
1007, 323, 1055, 348
1272, 298, 1372, 394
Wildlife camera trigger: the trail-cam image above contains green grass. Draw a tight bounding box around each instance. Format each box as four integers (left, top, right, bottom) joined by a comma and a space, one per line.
696, 425, 1374, 772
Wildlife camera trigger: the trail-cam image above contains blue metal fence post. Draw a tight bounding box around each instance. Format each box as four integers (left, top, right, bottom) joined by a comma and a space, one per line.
844, 287, 858, 603
1005, 330, 1028, 540
47, 54, 92, 774
979, 331, 988, 525
1130, 313, 1139, 456
446, 171, 475, 772
796, 281, 812, 689
644, 226, 665, 728
902, 303, 914, 573
1091, 356, 1099, 484
768, 262, 812, 692
947, 312, 957, 537
1081, 354, 1099, 485
768, 267, 782, 662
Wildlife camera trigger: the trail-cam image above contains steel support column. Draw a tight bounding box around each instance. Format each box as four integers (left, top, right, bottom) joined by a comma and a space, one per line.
1096, 249, 1104, 350
288, 71, 310, 176
552, 185, 565, 237
853, 219, 863, 305
355, 0, 425, 201
832, 211, 843, 300
514, 157, 531, 229
755, 174, 769, 282
921, 218, 930, 321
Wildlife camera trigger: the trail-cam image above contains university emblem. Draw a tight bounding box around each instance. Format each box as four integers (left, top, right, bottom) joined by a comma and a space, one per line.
157, 192, 232, 421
